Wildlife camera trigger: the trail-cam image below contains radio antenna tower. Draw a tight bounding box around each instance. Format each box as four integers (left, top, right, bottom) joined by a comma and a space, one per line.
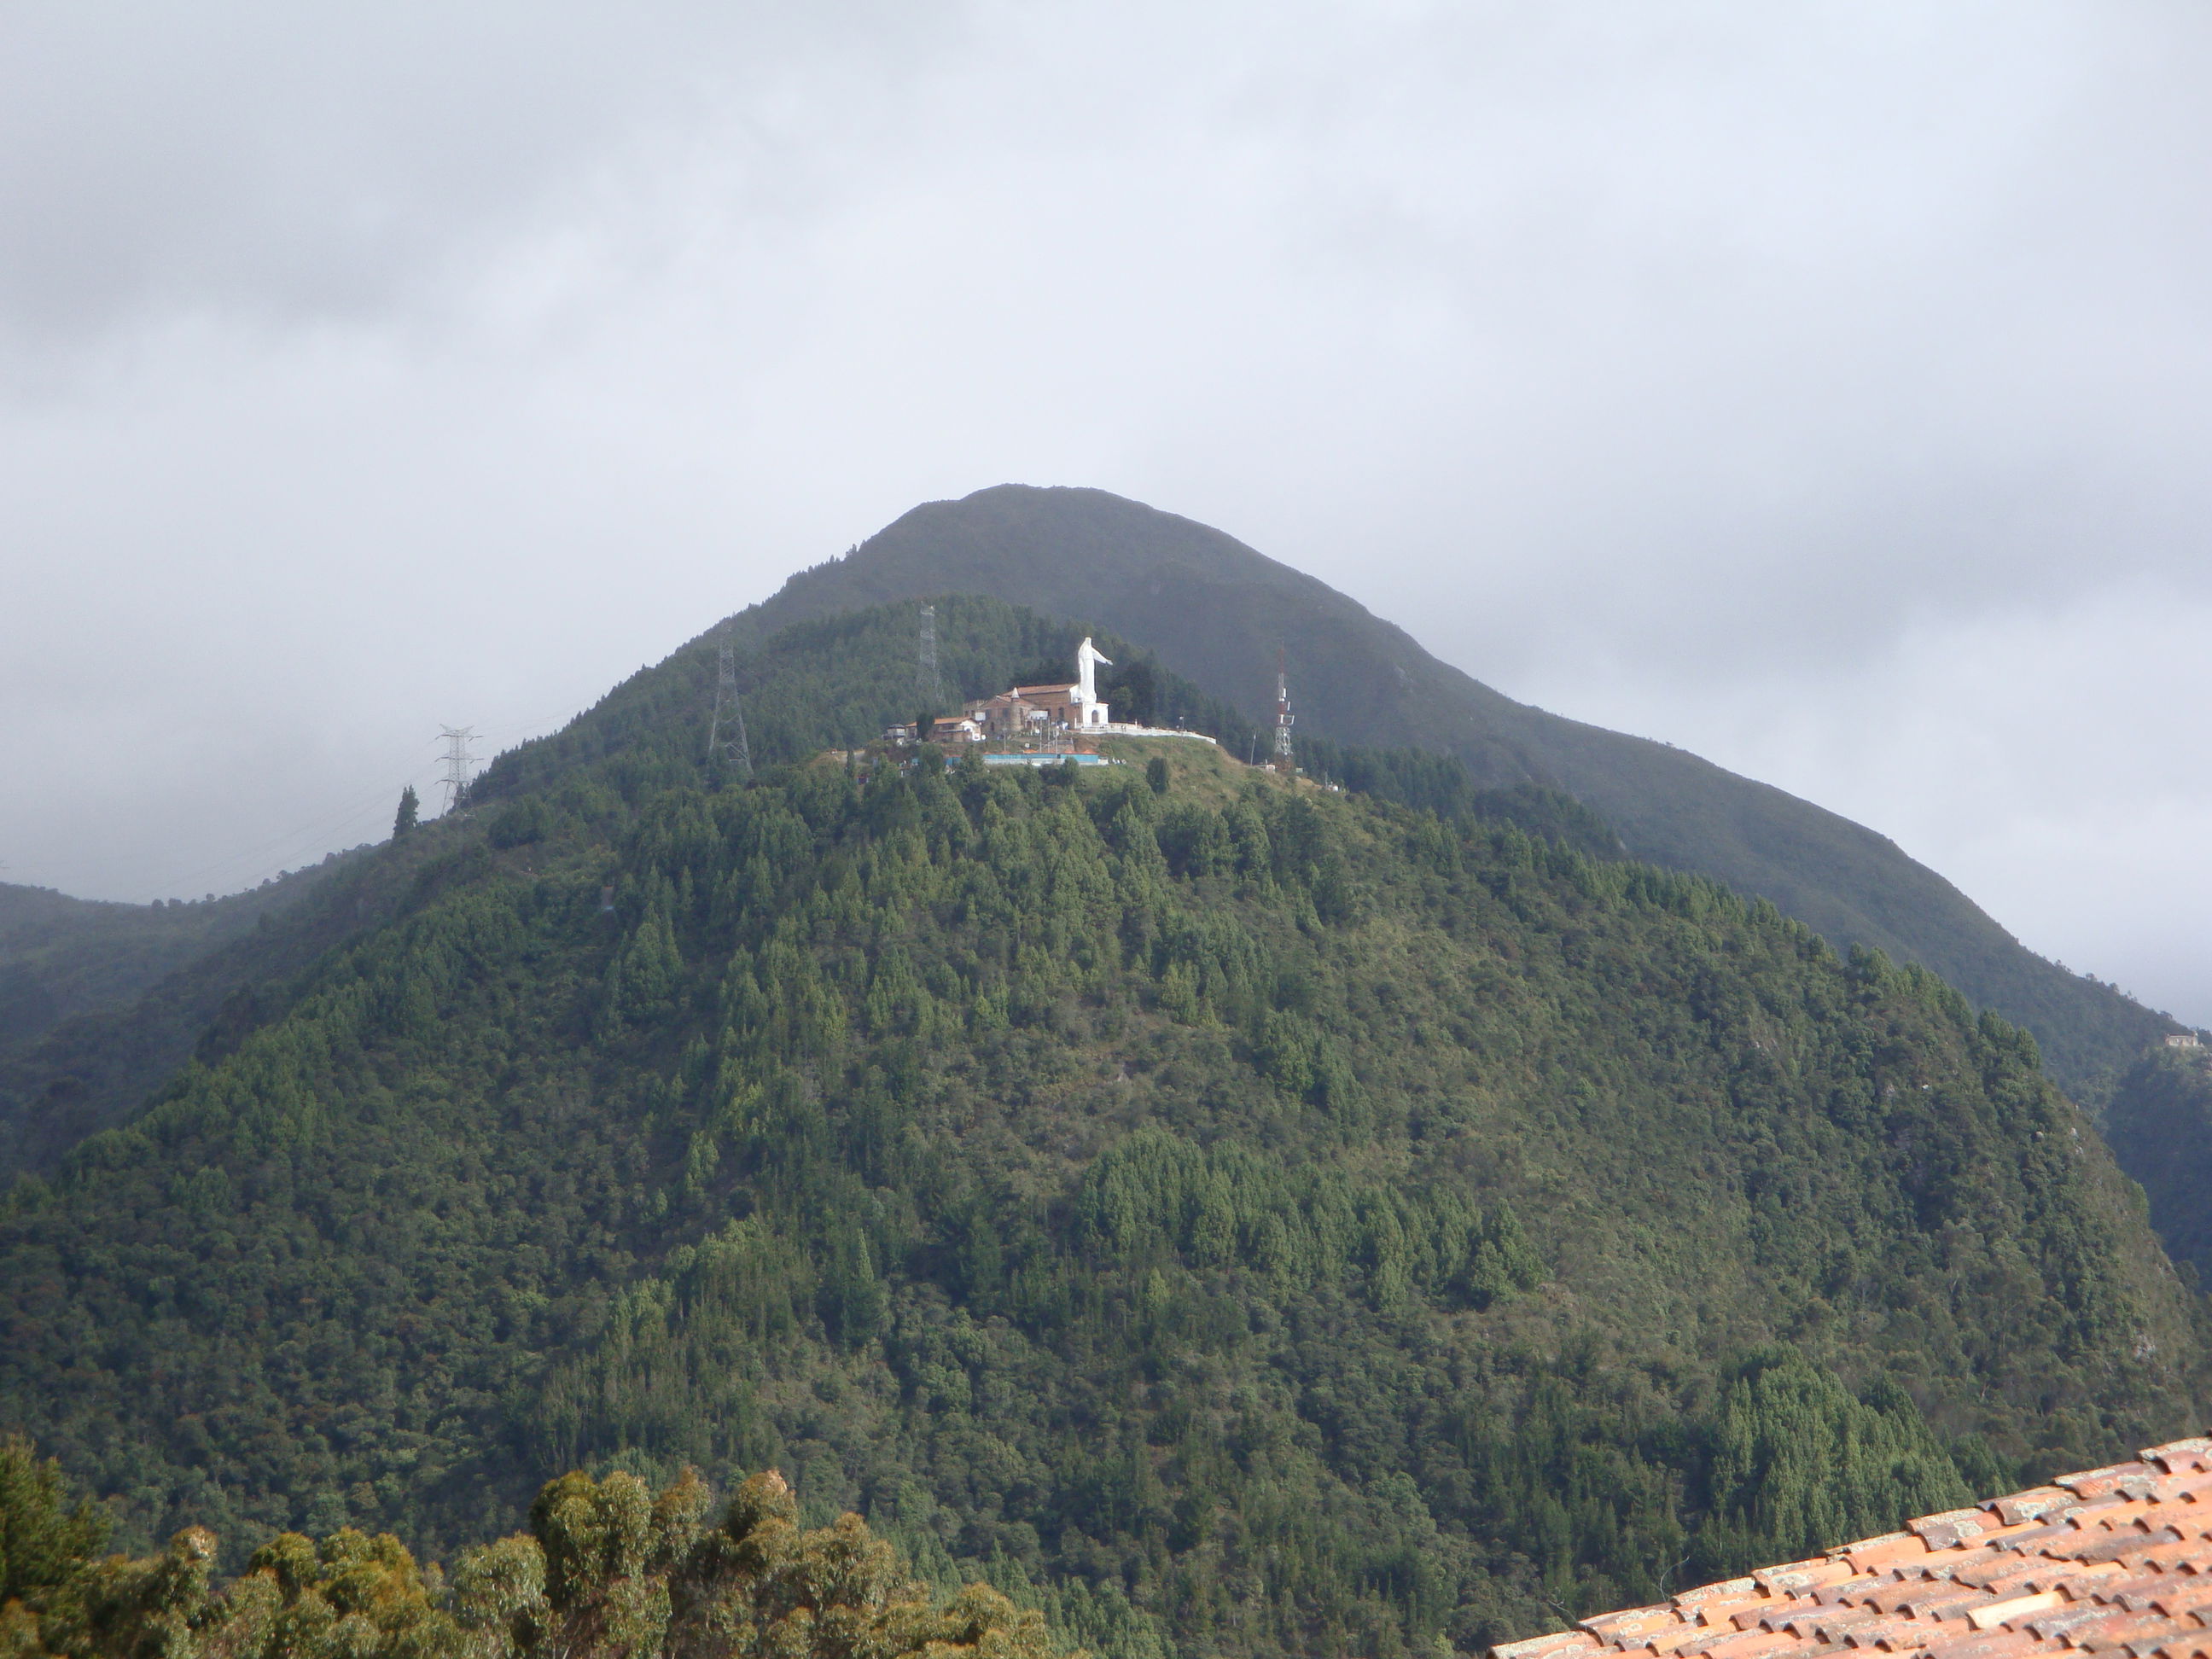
437, 725, 480, 814
1272, 646, 1295, 771
917, 603, 942, 705
707, 641, 754, 779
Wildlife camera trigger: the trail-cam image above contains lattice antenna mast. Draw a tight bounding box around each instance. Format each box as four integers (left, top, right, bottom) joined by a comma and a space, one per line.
437, 725, 480, 814
1272, 646, 1295, 770
707, 641, 754, 780
917, 603, 942, 706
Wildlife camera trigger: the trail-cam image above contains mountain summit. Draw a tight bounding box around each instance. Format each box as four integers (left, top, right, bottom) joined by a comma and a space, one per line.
733, 484, 2174, 1097
0, 505, 2202, 1659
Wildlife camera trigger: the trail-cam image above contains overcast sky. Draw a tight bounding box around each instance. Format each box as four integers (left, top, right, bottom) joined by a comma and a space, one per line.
4, 2, 2209, 1022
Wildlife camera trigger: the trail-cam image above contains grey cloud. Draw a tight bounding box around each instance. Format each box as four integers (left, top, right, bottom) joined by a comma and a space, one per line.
4, 1, 2212, 1020
0, 2, 949, 337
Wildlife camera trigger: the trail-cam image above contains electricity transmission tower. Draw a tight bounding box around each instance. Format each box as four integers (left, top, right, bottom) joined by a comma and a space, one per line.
917, 604, 941, 706
437, 725, 480, 814
707, 641, 753, 779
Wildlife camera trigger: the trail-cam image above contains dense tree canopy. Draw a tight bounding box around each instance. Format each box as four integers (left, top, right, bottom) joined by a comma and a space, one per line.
0, 598, 2202, 1659
0, 1455, 1048, 1659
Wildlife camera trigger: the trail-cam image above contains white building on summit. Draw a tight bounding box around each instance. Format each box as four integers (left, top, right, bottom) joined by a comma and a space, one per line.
919, 637, 1215, 750
952, 637, 1115, 741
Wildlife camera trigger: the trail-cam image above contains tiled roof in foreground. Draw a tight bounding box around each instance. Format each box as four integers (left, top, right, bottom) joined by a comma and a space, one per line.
1494, 1438, 2212, 1659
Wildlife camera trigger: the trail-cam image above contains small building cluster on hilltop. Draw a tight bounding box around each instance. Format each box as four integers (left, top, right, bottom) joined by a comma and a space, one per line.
925, 637, 1116, 745
880, 633, 1223, 765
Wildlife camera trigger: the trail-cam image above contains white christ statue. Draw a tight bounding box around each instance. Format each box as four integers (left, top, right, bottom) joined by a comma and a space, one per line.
1075, 637, 1112, 706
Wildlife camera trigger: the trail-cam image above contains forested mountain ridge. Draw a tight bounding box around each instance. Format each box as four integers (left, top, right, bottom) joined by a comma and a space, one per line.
0, 867, 339, 1055
731, 485, 2180, 1104
2106, 1045, 2212, 1287
0, 847, 409, 1180
0, 597, 2201, 1659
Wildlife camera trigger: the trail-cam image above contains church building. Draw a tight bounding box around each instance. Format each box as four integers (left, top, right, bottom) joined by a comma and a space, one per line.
960, 637, 1113, 741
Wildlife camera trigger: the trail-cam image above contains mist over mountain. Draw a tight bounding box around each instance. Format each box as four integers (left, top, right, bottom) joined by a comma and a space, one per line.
0, 871, 335, 1052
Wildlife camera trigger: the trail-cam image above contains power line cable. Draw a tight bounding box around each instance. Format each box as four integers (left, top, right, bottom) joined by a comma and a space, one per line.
129, 778, 424, 901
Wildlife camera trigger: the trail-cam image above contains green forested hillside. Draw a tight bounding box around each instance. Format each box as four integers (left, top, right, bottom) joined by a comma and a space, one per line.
735, 485, 2183, 1104
0, 868, 340, 1055
0, 600, 2201, 1659
0, 847, 406, 1180
2105, 1046, 2212, 1286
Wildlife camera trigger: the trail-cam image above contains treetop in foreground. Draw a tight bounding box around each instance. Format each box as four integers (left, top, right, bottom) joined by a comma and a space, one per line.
3, 1458, 1053, 1659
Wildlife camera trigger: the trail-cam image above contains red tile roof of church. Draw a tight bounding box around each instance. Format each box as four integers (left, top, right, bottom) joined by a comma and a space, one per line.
1494, 1438, 2212, 1659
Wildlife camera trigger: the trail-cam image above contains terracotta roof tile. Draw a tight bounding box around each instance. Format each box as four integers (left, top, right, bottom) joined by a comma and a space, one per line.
1958, 1561, 2125, 1601
2142, 1476, 2212, 1506
2142, 1586, 2212, 1619
1584, 1610, 1691, 1643
1932, 1632, 2052, 1659
2075, 1611, 2196, 1652
2020, 1603, 2154, 1643
2064, 1495, 2145, 1528
1766, 1610, 1842, 1640
1955, 1563, 2054, 1596
2058, 1467, 2163, 1501
1819, 1580, 1892, 1608
1684, 1629, 1811, 1659
1982, 1524, 2085, 1562
2079, 1572, 2187, 1610
2050, 1531, 2184, 1567
1801, 1609, 1886, 1644
1490, 1438, 2212, 1659
2122, 1505, 2212, 1540
1743, 1598, 1828, 1634
1895, 1586, 1994, 1621
1916, 1511, 2006, 1550
1761, 1562, 1865, 1598
1991, 1491, 2082, 1527
1643, 1624, 1727, 1655
2053, 1565, 2139, 1596
1678, 1581, 1767, 1614
1849, 1583, 1926, 1616
1496, 1633, 1604, 1659
1966, 1589, 2067, 1631
1837, 1610, 1944, 1649
2145, 1444, 2212, 1476
1846, 1536, 1937, 1574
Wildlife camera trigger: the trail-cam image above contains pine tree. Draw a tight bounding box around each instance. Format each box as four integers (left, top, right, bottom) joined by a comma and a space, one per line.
393, 785, 420, 841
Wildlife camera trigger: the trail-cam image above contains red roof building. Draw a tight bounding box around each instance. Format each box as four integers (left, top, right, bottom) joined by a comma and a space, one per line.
1496, 1438, 2212, 1659
963, 636, 1114, 740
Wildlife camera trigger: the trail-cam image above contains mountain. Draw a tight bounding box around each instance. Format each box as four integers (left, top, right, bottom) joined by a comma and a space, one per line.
0, 845, 432, 1178
1, 595, 2200, 1659
2105, 1045, 2212, 1286
733, 486, 2178, 1105
0, 872, 338, 1056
